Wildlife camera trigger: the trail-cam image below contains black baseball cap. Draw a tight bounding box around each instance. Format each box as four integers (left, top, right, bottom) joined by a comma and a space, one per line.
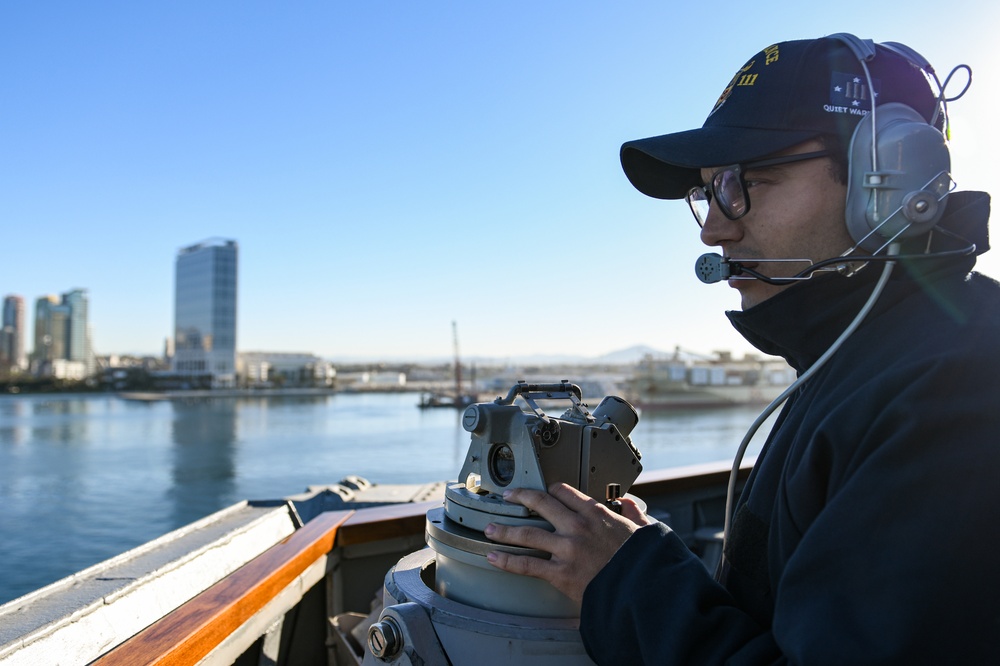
621, 35, 941, 199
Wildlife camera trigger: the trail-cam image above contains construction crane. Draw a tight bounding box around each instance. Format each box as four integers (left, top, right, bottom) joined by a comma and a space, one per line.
418, 322, 474, 409
452, 320, 462, 399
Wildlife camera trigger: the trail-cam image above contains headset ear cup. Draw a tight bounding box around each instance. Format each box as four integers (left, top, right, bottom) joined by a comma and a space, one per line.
845, 102, 951, 252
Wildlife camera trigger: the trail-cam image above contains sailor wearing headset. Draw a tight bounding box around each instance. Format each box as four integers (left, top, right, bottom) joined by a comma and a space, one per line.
485, 34, 1000, 664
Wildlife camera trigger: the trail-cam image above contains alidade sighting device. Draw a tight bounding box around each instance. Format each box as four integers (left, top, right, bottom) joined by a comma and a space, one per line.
362, 381, 644, 665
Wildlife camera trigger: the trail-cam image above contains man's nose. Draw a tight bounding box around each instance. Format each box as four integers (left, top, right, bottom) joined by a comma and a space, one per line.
699, 204, 743, 247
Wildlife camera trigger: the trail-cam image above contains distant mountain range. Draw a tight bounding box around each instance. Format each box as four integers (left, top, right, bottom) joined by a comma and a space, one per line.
327, 344, 706, 366
592, 345, 673, 364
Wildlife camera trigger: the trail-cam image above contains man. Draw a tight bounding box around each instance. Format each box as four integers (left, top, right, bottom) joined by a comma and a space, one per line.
486, 35, 1000, 663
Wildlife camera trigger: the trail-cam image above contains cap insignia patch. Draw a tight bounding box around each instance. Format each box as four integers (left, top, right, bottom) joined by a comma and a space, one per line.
826, 72, 881, 116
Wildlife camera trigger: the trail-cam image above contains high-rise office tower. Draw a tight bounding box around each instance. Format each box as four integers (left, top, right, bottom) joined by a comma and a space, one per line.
33, 295, 66, 368
172, 239, 238, 387
62, 289, 90, 364
1, 295, 27, 372
31, 290, 93, 378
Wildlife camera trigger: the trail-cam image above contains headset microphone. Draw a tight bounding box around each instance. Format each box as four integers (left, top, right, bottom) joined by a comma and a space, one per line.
694, 253, 734, 284
695, 253, 822, 285
696, 241, 976, 287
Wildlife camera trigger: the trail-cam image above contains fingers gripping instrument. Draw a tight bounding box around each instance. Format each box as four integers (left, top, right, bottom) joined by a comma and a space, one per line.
359, 384, 645, 666
430, 382, 643, 616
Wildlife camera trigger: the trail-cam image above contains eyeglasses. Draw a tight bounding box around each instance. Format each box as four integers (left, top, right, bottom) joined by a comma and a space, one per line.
685, 150, 830, 227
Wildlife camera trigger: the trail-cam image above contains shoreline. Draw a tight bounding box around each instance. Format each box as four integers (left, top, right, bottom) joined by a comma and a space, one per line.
117, 387, 341, 402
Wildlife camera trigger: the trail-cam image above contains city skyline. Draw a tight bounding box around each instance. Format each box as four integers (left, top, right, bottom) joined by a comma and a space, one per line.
2, 280, 689, 367
1, 279, 709, 368
4, 3, 999, 362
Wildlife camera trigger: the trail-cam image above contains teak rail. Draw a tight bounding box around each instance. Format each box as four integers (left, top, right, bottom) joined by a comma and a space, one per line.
90, 509, 355, 666
91, 461, 745, 665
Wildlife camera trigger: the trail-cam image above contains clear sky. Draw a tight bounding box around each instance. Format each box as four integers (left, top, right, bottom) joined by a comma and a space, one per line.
3, 2, 998, 362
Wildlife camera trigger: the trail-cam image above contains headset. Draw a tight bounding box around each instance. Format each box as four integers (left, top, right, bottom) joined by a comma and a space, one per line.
832, 33, 967, 254
699, 37, 974, 286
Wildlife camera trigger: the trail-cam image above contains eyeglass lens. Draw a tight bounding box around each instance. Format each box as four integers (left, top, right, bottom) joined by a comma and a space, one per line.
688, 188, 710, 227
687, 165, 746, 227
714, 168, 746, 219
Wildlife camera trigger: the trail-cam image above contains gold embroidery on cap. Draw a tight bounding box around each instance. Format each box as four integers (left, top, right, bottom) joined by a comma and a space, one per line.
710, 59, 755, 115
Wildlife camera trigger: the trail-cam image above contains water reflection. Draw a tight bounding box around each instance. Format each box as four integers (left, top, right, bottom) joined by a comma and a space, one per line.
0, 396, 28, 444
31, 397, 92, 416
168, 399, 239, 528
26, 396, 93, 444
0, 395, 27, 417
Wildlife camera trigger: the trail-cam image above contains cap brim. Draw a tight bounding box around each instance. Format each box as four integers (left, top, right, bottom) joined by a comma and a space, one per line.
620, 126, 819, 200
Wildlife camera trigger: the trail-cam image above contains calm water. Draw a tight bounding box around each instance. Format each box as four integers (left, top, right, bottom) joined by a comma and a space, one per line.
0, 391, 774, 605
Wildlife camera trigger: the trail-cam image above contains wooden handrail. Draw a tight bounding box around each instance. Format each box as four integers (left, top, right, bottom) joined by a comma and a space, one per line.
88, 463, 747, 665
91, 509, 354, 666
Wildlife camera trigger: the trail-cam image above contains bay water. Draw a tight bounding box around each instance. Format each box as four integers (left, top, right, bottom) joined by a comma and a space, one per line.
0, 391, 775, 605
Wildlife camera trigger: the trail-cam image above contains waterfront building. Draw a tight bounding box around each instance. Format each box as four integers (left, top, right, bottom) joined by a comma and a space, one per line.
336, 370, 408, 390
63, 290, 87, 363
1, 295, 27, 373
172, 239, 238, 388
32, 295, 65, 373
238, 352, 336, 388
30, 290, 95, 378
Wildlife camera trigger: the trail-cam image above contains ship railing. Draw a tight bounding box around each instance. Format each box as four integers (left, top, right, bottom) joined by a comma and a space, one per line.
89, 460, 747, 665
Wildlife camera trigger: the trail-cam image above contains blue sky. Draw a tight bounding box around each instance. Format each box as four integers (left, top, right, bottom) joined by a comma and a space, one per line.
3, 2, 998, 361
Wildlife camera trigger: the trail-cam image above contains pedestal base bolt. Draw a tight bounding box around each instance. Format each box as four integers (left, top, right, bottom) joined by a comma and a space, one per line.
367, 617, 402, 661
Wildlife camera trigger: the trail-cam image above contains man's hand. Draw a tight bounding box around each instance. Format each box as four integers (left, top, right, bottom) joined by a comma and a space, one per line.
484, 483, 655, 603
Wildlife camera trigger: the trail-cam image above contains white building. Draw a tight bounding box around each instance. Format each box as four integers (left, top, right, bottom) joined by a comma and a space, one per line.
238, 352, 335, 388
